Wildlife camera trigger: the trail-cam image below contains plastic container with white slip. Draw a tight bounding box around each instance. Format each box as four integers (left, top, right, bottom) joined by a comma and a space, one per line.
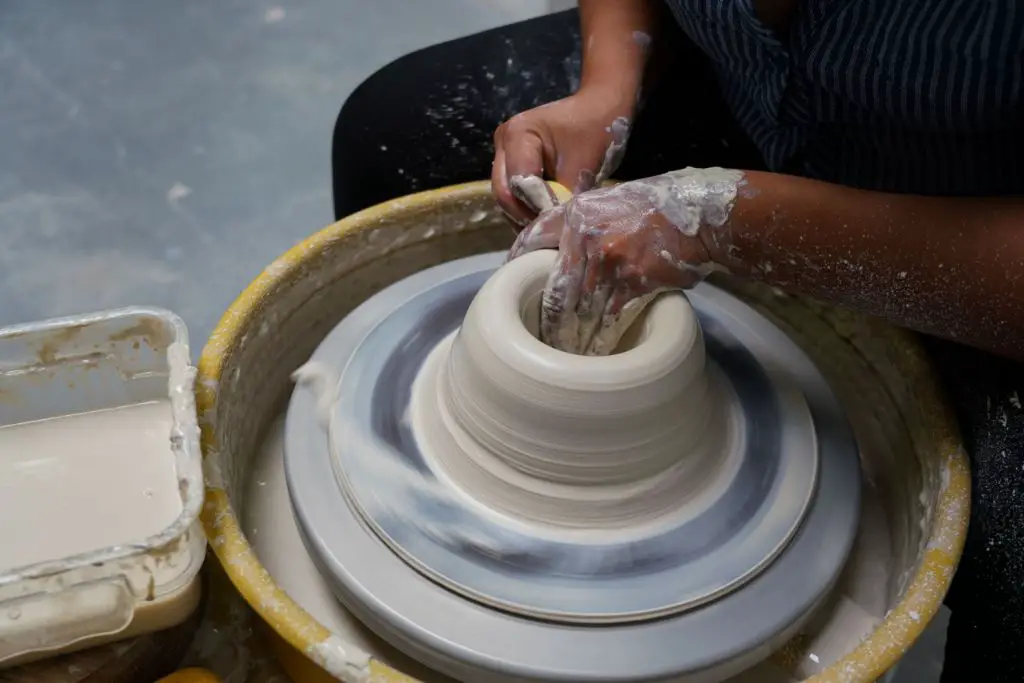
0, 307, 206, 668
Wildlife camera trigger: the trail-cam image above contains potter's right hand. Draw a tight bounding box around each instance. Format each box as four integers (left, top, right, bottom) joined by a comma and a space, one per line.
492, 86, 635, 226
508, 169, 746, 355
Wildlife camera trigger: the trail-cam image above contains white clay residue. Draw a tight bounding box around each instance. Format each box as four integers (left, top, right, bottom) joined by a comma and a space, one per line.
631, 30, 652, 49
788, 479, 892, 677
642, 167, 745, 235
244, 417, 458, 683
509, 174, 557, 213
0, 400, 182, 571
291, 360, 340, 429
289, 362, 532, 561
594, 116, 631, 187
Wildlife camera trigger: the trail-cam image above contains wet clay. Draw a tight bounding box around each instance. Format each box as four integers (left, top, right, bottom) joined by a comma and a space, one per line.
409, 249, 734, 532
0, 401, 182, 571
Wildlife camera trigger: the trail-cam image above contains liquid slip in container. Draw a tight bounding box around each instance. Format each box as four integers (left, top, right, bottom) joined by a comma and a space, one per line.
0, 307, 205, 668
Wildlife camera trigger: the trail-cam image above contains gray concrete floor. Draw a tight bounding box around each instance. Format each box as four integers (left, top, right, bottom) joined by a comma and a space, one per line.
0, 0, 548, 348
0, 0, 946, 680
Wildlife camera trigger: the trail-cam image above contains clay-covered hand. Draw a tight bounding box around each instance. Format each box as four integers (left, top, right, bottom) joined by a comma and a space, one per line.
491, 86, 634, 226
508, 169, 746, 355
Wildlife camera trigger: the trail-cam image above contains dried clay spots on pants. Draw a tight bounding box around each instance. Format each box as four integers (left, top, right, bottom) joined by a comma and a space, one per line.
331, 9, 765, 219
923, 337, 1024, 682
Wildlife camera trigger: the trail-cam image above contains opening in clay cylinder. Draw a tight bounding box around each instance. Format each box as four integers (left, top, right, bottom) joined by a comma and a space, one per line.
518, 289, 651, 355
409, 250, 740, 534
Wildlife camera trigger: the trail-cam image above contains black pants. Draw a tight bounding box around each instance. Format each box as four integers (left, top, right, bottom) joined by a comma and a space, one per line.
331, 9, 1024, 681
331, 10, 764, 218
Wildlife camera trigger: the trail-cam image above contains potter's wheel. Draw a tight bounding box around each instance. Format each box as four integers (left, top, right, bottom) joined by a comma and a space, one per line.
284, 252, 861, 682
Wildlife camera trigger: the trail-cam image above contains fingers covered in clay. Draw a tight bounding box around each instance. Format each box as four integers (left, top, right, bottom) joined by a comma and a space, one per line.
492, 117, 548, 225
508, 169, 747, 355
491, 91, 638, 227
508, 205, 565, 259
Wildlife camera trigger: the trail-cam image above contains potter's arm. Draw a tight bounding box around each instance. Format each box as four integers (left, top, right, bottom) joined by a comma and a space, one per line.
713, 172, 1024, 359
511, 170, 1024, 359
577, 0, 658, 97
492, 0, 659, 223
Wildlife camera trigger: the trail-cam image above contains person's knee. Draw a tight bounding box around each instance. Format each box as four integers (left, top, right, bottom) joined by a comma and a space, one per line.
333, 44, 453, 217
333, 50, 421, 153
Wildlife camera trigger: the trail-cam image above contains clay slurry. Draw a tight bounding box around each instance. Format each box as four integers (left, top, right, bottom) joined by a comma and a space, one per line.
0, 401, 182, 571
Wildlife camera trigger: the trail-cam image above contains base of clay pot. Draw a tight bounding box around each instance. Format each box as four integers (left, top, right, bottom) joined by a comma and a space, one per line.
414, 249, 736, 534
412, 332, 741, 535
283, 251, 861, 682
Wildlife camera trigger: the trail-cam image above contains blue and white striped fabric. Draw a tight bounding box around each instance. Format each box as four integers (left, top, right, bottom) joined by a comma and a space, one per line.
665, 0, 1024, 196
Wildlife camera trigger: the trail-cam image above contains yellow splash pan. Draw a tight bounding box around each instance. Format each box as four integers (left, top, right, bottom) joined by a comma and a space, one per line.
196, 181, 969, 682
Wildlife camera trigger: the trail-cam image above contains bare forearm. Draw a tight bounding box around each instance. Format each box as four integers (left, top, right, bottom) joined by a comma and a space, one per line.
714, 171, 1024, 358
578, 0, 656, 101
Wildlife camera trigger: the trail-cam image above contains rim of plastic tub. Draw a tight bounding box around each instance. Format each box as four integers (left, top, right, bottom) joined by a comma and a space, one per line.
196, 181, 970, 683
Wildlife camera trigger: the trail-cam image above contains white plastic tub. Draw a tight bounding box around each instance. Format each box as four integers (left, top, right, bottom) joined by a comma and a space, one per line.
0, 307, 206, 668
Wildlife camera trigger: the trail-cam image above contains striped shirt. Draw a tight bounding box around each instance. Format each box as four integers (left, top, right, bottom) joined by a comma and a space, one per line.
665, 0, 1024, 196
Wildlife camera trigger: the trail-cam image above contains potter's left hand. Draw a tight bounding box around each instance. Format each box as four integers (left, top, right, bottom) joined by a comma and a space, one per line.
508, 170, 744, 355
